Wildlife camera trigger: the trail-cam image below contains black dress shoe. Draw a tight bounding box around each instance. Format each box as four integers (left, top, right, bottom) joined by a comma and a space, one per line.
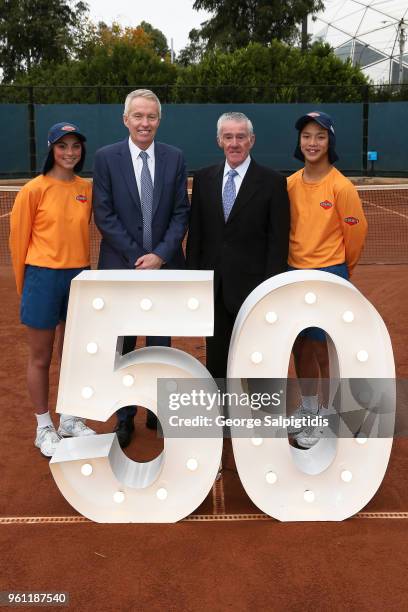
114, 417, 134, 448
146, 412, 158, 430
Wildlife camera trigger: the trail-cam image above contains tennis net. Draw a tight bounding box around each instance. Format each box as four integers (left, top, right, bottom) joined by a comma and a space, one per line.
1, 184, 407, 268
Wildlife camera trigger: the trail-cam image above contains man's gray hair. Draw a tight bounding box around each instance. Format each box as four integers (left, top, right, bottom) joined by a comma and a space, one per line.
217, 112, 254, 138
124, 89, 162, 118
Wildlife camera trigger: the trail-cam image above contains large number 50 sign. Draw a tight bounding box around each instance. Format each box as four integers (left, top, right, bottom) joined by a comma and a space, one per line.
51, 270, 395, 522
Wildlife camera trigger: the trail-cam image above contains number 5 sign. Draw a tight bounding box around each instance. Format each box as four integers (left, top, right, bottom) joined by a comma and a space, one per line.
50, 270, 395, 522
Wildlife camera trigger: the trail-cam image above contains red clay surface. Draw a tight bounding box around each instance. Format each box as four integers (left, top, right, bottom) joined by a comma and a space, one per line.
0, 264, 407, 611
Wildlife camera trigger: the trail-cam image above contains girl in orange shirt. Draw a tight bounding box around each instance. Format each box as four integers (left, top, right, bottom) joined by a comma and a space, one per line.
9, 123, 95, 457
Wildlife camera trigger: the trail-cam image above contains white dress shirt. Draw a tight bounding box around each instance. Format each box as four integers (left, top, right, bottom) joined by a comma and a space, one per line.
128, 137, 155, 196
222, 155, 251, 195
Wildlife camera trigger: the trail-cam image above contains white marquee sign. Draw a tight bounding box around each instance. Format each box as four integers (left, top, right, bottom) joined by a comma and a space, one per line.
50, 270, 395, 522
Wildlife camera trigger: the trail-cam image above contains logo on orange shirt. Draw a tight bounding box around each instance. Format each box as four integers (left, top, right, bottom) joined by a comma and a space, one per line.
344, 216, 359, 225
76, 194, 87, 203
320, 200, 333, 209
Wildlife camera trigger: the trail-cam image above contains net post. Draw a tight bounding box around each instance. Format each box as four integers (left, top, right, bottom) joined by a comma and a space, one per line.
362, 84, 370, 176
28, 86, 37, 177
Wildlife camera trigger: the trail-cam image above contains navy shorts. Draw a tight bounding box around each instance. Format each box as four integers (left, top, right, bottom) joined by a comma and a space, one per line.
21, 265, 87, 330
288, 262, 349, 342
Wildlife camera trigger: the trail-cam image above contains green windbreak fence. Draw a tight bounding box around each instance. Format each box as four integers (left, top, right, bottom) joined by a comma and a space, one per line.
0, 102, 406, 176
0, 105, 30, 174
368, 102, 408, 174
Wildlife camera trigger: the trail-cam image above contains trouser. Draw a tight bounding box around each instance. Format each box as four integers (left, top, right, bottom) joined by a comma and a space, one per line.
205, 290, 236, 381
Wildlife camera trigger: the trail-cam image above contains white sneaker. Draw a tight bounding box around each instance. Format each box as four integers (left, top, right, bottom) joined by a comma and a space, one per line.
287, 405, 315, 435
35, 425, 62, 457
58, 416, 96, 437
295, 407, 335, 449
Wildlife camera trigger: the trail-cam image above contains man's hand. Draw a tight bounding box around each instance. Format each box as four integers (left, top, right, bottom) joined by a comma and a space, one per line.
135, 253, 164, 269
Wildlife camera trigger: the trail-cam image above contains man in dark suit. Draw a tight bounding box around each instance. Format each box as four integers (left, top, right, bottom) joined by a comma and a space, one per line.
186, 111, 290, 379
93, 89, 190, 447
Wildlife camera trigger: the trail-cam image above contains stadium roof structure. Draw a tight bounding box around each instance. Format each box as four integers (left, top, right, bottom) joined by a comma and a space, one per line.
310, 0, 408, 83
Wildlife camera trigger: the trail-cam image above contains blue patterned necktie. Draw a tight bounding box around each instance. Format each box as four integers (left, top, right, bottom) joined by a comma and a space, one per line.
139, 150, 153, 251
222, 168, 238, 221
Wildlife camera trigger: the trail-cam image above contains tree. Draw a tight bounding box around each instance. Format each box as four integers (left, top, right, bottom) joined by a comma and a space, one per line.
76, 20, 169, 61
139, 21, 169, 57
177, 28, 207, 66
0, 0, 90, 82
172, 41, 368, 103
183, 0, 324, 55
6, 16, 174, 102
11, 37, 177, 103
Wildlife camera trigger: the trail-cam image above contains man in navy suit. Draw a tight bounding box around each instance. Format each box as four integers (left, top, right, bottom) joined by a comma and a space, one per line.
92, 89, 190, 447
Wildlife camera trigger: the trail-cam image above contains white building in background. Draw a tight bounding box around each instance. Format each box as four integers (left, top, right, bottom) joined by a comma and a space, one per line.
310, 0, 408, 84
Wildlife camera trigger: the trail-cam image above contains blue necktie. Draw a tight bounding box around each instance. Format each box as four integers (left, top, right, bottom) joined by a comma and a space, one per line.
139, 150, 153, 251
222, 169, 238, 221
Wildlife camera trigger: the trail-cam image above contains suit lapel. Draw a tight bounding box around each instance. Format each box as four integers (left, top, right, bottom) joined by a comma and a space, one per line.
153, 142, 165, 218
209, 163, 225, 225
227, 159, 261, 224
118, 139, 140, 207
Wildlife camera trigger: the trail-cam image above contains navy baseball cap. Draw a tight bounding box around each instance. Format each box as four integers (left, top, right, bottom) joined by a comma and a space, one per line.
42, 122, 87, 174
294, 111, 339, 164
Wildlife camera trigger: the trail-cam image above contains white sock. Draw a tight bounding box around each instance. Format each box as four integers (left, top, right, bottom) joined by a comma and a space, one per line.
301, 396, 319, 414
35, 411, 53, 429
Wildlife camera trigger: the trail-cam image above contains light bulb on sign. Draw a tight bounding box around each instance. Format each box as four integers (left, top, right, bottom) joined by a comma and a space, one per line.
166, 380, 178, 393
341, 470, 353, 483
81, 386, 94, 399
86, 342, 98, 354
80, 463, 93, 476
265, 471, 277, 484
304, 292, 317, 305
156, 488, 168, 501
186, 458, 198, 471
140, 298, 153, 311
342, 310, 354, 323
187, 298, 199, 310
122, 374, 135, 387
92, 297, 104, 311
265, 311, 278, 324
113, 491, 125, 504
304, 490, 315, 503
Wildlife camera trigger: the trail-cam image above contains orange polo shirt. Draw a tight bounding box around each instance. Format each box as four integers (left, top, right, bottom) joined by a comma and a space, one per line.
287, 166, 367, 276
9, 174, 91, 295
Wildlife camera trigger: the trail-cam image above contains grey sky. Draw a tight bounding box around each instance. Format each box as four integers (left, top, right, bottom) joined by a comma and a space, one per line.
85, 0, 210, 53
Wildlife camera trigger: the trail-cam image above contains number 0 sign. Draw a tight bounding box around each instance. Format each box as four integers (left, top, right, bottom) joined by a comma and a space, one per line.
50, 270, 395, 522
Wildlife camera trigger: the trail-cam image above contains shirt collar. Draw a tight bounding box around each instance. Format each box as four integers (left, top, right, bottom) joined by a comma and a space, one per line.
223, 155, 251, 178
128, 137, 155, 160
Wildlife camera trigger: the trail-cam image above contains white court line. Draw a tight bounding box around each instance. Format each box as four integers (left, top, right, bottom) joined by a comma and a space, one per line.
212, 470, 226, 516
1, 512, 408, 524
357, 185, 408, 191
361, 198, 408, 221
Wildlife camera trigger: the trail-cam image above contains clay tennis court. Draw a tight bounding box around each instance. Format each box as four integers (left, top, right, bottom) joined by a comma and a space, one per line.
0, 185, 407, 611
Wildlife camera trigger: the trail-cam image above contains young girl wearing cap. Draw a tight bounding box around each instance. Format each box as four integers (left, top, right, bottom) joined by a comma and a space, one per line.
287, 111, 368, 449
9, 122, 95, 457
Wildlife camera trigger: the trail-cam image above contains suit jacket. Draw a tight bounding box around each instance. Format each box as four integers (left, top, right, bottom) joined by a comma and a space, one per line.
186, 158, 290, 313
92, 139, 190, 270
